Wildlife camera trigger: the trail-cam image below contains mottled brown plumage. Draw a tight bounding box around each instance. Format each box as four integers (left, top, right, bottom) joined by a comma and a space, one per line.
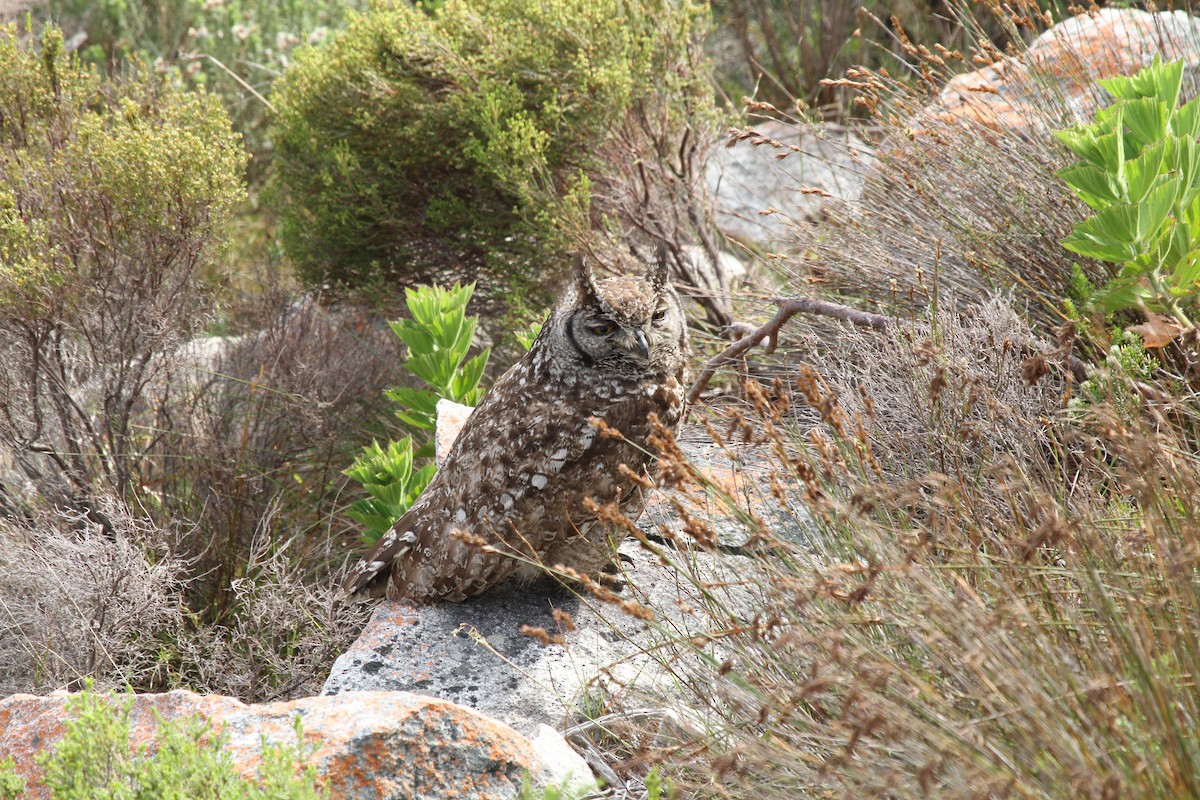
341, 252, 689, 603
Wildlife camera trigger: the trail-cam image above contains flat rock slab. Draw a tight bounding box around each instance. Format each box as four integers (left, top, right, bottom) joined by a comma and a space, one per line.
325, 429, 816, 732
322, 586, 594, 731
0, 689, 591, 800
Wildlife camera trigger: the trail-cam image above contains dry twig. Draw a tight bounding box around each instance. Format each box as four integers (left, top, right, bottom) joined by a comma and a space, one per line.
688, 296, 889, 404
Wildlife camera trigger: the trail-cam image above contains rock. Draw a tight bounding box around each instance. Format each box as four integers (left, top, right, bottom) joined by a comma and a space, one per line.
932, 9, 1200, 137
323, 542, 744, 726
0, 689, 589, 800
705, 121, 875, 248
681, 243, 750, 296
435, 399, 474, 467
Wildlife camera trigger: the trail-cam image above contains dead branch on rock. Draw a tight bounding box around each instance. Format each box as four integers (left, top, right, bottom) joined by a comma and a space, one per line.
687, 296, 889, 404
687, 296, 1089, 404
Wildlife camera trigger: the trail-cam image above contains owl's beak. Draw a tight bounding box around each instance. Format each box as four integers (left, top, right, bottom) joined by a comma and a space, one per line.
632, 329, 650, 360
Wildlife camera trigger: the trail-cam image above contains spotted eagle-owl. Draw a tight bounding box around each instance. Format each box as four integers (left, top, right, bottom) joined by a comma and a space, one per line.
340, 253, 689, 603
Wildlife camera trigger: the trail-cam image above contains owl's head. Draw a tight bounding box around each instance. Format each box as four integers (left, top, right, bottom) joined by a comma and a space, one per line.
545, 249, 689, 380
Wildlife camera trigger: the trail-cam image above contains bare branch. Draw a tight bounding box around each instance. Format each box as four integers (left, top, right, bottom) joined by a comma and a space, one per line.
687, 295, 890, 404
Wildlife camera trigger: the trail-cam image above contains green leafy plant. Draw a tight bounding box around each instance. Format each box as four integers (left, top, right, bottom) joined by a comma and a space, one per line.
267, 0, 714, 295
1056, 57, 1200, 340
26, 685, 325, 799
383, 283, 491, 435
344, 283, 491, 543
0, 759, 24, 800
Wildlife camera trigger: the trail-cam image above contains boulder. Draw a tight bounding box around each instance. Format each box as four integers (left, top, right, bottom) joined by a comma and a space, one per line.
932, 9, 1200, 137
0, 689, 592, 800
705, 120, 875, 248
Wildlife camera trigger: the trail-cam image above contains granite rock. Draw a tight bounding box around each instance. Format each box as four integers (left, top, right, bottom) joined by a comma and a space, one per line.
0, 689, 592, 800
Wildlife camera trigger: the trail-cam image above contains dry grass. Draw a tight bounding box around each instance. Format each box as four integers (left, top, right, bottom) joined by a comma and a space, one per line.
579, 317, 1200, 797
569, 4, 1200, 797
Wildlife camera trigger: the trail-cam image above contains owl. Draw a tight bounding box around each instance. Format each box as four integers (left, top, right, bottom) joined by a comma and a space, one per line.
341, 252, 690, 603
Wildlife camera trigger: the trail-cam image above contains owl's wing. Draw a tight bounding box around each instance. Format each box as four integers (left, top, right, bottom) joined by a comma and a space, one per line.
339, 506, 423, 599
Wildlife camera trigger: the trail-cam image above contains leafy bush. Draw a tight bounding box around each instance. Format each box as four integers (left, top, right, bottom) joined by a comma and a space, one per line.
0, 759, 24, 800
1057, 57, 1200, 338
344, 284, 492, 544
20, 686, 326, 799
46, 0, 362, 176
268, 0, 719, 312
0, 22, 245, 521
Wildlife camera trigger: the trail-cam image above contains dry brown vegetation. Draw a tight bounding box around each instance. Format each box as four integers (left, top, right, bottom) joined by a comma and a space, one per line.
563, 4, 1200, 798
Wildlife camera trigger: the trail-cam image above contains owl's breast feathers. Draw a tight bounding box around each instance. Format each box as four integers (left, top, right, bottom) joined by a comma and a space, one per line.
340, 357, 686, 602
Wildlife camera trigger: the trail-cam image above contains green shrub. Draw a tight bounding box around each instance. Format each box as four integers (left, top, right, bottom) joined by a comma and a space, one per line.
24, 686, 326, 799
268, 0, 714, 298
0, 759, 23, 800
1057, 57, 1200, 337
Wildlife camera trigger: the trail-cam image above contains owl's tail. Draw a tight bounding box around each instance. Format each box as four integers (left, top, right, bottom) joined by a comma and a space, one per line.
338, 508, 421, 601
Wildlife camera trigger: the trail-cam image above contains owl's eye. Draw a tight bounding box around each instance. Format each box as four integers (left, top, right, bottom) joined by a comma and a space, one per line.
587, 321, 617, 336
652, 307, 668, 322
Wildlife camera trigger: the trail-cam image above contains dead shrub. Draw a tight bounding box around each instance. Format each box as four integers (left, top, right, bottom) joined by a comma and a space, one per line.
140, 295, 405, 622
0, 499, 188, 696
0, 496, 368, 701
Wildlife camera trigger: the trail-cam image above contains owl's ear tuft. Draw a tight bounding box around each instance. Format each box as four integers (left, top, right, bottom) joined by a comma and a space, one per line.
573, 253, 601, 300
647, 243, 670, 289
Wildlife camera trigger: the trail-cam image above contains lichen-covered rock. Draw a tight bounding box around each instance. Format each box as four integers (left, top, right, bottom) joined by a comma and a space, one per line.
933, 9, 1200, 136
0, 689, 587, 800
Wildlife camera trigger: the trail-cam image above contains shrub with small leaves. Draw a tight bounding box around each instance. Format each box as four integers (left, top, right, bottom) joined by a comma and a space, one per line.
0, 759, 23, 800
268, 0, 714, 296
0, 21, 246, 522
31, 685, 325, 800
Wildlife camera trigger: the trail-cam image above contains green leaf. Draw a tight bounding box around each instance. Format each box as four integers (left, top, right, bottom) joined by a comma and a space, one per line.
1123, 137, 1168, 202
1100, 55, 1182, 108
1155, 217, 1193, 272
404, 349, 461, 389
1172, 96, 1200, 139
1168, 135, 1200, 208
1062, 203, 1141, 262
388, 319, 437, 355
452, 349, 491, 402
1057, 162, 1124, 208
1121, 97, 1170, 148
1091, 277, 1155, 314
1137, 176, 1179, 246
1172, 249, 1200, 293
1056, 122, 1124, 173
